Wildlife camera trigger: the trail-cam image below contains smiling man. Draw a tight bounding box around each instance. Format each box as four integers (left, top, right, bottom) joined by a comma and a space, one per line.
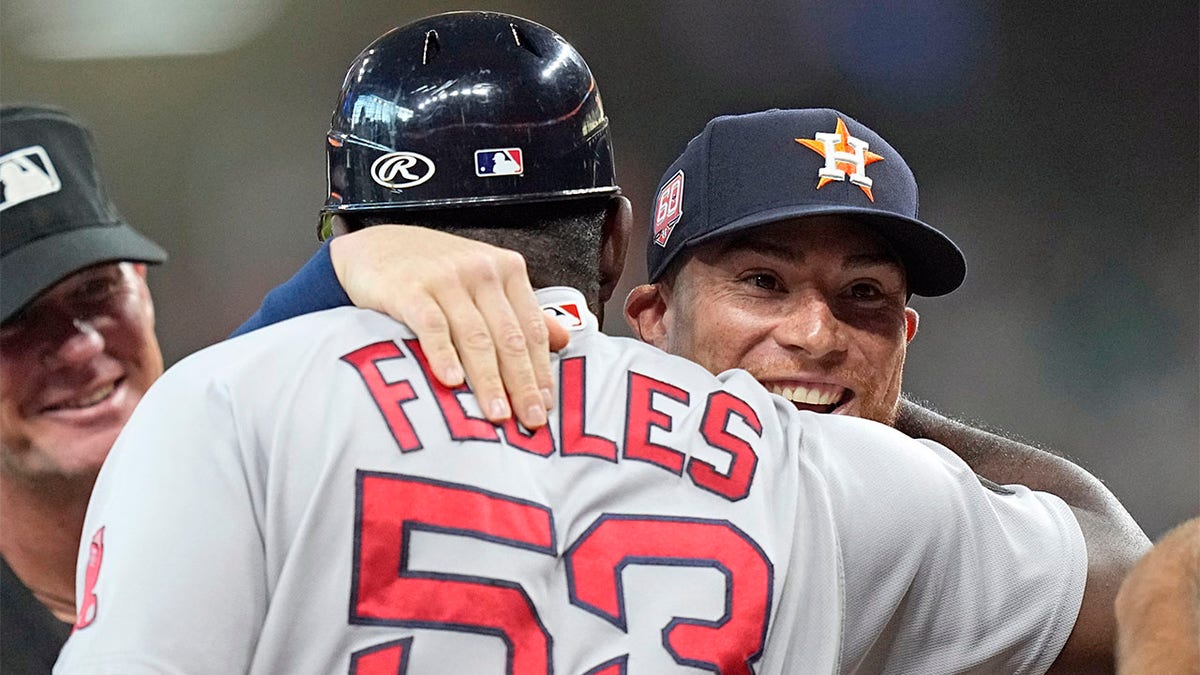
623, 109, 963, 425
0, 105, 166, 673
629, 217, 917, 421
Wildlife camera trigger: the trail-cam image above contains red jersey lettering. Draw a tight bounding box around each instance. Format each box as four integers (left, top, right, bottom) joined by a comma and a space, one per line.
559, 356, 618, 462
402, 339, 498, 442
624, 372, 688, 474
692, 391, 762, 501
342, 342, 423, 453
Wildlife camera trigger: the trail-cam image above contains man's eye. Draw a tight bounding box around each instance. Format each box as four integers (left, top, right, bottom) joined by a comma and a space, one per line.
848, 282, 882, 299
745, 273, 782, 291
75, 278, 118, 303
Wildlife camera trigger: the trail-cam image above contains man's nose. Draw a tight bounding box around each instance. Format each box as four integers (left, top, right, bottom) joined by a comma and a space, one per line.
775, 291, 846, 360
43, 315, 105, 367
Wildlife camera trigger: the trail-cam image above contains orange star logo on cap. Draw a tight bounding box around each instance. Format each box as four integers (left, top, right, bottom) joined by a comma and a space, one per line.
795, 118, 884, 201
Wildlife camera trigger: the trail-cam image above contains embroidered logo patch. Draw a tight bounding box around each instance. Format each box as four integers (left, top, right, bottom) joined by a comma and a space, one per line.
795, 118, 884, 202
475, 148, 523, 177
0, 145, 62, 212
74, 526, 105, 630
542, 301, 585, 330
371, 151, 436, 189
653, 170, 685, 247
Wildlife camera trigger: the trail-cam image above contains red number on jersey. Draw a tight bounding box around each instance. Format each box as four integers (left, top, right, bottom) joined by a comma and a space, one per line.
350, 472, 772, 674
351, 472, 556, 673
566, 515, 771, 675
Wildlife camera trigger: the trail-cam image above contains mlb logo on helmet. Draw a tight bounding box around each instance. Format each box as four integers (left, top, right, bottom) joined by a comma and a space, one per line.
0, 145, 62, 212
475, 148, 524, 177
653, 170, 684, 247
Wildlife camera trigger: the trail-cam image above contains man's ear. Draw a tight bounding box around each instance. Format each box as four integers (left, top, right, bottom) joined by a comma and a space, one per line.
599, 195, 632, 304
905, 307, 919, 343
624, 283, 671, 348
319, 214, 354, 241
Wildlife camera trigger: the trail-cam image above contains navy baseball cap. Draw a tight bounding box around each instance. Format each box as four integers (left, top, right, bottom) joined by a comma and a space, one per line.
1, 105, 166, 323
646, 108, 966, 296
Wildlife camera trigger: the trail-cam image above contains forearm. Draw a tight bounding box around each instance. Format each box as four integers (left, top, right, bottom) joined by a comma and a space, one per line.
1115, 517, 1200, 674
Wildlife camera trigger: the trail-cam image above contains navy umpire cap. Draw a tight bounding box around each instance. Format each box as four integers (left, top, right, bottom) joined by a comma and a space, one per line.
320, 11, 619, 239
647, 108, 966, 297
1, 105, 166, 323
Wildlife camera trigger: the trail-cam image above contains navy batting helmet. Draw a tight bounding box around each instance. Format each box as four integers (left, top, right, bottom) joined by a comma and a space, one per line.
320, 11, 619, 239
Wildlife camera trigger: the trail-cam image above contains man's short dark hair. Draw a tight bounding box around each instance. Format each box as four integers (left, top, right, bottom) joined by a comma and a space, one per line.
343, 197, 609, 306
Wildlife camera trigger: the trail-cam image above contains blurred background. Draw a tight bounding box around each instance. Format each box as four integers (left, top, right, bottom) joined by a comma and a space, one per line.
2, 0, 1196, 539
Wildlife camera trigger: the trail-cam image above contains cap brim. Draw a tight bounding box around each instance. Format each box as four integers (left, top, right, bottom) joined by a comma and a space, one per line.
2, 223, 167, 322
687, 204, 966, 297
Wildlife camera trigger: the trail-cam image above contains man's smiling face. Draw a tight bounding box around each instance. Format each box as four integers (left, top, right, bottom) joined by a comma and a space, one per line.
629, 216, 918, 426
0, 263, 162, 483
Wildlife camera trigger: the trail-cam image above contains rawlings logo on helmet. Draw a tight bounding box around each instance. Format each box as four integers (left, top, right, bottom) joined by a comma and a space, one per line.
370, 151, 436, 189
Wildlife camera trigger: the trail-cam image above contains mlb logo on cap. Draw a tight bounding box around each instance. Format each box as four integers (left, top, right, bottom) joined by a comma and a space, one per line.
0, 145, 62, 212
653, 170, 684, 246
475, 148, 523, 177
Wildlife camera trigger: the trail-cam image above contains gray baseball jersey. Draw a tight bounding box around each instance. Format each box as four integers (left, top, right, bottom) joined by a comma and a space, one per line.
55, 287, 1085, 674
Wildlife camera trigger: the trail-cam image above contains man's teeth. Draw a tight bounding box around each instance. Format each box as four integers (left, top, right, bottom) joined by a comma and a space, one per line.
767, 384, 842, 405
63, 383, 116, 409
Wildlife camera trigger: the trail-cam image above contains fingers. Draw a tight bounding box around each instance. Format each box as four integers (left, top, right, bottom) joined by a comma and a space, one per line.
398, 292, 466, 388
421, 279, 516, 425
465, 250, 550, 430
410, 246, 550, 430
545, 316, 570, 352
502, 258, 558, 412
331, 224, 560, 430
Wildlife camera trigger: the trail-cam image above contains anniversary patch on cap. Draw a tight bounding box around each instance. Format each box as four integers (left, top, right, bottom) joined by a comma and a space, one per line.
653, 170, 684, 247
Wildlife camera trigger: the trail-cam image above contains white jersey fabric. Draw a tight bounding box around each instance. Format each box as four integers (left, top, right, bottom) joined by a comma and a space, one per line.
56, 287, 1086, 675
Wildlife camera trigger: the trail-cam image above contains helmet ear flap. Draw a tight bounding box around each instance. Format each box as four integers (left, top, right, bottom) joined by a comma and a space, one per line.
319, 11, 619, 223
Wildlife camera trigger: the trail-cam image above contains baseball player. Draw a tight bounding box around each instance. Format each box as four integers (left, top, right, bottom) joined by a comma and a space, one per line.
58, 12, 1088, 674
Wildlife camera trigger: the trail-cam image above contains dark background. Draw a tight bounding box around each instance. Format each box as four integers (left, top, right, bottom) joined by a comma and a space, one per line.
3, 0, 1196, 539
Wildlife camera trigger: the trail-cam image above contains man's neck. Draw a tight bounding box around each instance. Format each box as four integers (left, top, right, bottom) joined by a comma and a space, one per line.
0, 472, 93, 623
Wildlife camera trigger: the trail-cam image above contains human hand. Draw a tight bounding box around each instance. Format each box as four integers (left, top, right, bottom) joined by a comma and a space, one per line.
330, 225, 569, 429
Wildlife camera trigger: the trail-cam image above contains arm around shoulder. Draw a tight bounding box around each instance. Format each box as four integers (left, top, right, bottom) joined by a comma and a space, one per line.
895, 397, 1152, 672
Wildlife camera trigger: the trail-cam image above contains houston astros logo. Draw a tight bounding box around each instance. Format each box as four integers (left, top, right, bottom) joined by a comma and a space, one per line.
795, 118, 884, 202
371, 151, 435, 189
